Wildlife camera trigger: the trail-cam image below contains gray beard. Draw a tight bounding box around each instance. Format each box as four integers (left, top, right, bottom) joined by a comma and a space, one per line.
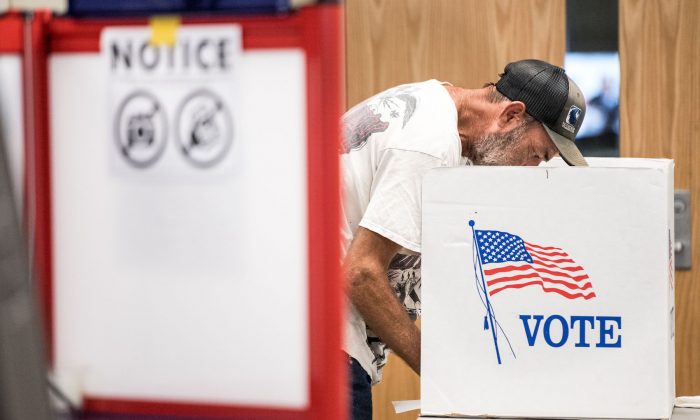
470, 122, 530, 166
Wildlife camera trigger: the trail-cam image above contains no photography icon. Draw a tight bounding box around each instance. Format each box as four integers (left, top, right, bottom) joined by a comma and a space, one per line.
114, 90, 168, 169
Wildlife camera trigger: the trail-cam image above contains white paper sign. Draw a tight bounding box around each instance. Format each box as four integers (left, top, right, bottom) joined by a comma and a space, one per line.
53, 28, 308, 407
102, 25, 242, 175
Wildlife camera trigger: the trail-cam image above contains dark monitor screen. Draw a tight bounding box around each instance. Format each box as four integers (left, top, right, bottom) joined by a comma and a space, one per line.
565, 52, 620, 139
564, 52, 620, 157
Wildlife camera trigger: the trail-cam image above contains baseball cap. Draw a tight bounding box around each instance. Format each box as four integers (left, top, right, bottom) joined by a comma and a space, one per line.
495, 59, 588, 166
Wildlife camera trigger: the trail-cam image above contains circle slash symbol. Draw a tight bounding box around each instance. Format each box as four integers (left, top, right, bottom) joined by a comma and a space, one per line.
114, 90, 168, 169
175, 89, 234, 168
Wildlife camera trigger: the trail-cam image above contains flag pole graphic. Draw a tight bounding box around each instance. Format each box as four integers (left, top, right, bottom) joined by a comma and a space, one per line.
469, 220, 501, 364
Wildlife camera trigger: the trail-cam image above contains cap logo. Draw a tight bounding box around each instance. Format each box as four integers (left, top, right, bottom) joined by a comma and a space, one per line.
562, 105, 581, 133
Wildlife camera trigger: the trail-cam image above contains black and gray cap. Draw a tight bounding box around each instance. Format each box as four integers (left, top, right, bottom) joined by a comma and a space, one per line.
495, 59, 588, 166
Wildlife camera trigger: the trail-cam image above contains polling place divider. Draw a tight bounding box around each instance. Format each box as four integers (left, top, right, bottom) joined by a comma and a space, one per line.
24, 4, 345, 419
23, 12, 54, 372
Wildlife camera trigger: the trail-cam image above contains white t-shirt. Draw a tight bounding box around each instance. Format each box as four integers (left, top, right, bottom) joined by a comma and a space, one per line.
341, 80, 467, 383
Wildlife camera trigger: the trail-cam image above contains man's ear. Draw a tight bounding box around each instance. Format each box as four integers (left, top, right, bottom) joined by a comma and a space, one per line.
498, 101, 527, 130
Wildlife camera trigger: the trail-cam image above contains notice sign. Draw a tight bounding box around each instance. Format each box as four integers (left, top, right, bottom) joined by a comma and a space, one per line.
101, 25, 242, 173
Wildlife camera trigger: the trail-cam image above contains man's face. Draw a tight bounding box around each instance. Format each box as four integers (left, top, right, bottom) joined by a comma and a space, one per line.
470, 121, 559, 166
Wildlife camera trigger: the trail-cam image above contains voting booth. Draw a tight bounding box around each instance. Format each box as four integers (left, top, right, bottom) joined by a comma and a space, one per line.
421, 158, 675, 419
20, 4, 344, 419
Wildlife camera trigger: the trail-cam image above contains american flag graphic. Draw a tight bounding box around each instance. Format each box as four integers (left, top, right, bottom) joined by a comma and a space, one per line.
474, 229, 596, 300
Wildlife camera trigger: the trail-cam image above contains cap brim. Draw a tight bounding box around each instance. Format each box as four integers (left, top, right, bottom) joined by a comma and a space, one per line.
543, 125, 588, 166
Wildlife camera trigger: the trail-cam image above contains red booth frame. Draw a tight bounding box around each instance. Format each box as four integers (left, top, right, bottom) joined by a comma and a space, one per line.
19, 5, 345, 419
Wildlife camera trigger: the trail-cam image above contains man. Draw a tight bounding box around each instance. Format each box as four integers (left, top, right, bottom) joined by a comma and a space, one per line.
341, 59, 587, 420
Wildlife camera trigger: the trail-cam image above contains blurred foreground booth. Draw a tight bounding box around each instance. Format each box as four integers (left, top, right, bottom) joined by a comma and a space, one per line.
420, 158, 676, 419
8, 0, 346, 419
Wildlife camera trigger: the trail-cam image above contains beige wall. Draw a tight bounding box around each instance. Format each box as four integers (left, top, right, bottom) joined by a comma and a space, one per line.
619, 0, 700, 396
345, 1, 566, 418
346, 0, 565, 109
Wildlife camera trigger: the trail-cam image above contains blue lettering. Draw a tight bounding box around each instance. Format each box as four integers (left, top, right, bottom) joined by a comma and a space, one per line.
596, 316, 622, 348
543, 315, 569, 347
519, 315, 544, 346
570, 315, 595, 347
518, 314, 622, 349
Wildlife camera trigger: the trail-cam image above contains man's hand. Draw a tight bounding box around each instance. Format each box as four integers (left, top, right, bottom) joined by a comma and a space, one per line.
344, 227, 421, 375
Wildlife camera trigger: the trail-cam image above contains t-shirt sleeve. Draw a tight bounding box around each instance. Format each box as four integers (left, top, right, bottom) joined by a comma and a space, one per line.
359, 148, 443, 253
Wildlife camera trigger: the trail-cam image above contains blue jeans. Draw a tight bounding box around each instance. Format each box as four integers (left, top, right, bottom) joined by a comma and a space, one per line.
348, 354, 372, 420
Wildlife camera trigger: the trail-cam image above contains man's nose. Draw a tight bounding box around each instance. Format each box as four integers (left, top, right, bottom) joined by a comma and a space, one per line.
524, 155, 543, 166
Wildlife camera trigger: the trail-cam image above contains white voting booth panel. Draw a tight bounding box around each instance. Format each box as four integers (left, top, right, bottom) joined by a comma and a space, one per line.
422, 158, 675, 419
41, 9, 345, 418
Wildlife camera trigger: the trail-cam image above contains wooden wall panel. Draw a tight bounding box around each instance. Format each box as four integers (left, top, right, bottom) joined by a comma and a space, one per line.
346, 0, 566, 108
370, 342, 420, 420
345, 1, 566, 418
620, 0, 700, 396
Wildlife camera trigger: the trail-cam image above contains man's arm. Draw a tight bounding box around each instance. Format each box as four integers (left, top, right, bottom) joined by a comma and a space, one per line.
344, 226, 421, 375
